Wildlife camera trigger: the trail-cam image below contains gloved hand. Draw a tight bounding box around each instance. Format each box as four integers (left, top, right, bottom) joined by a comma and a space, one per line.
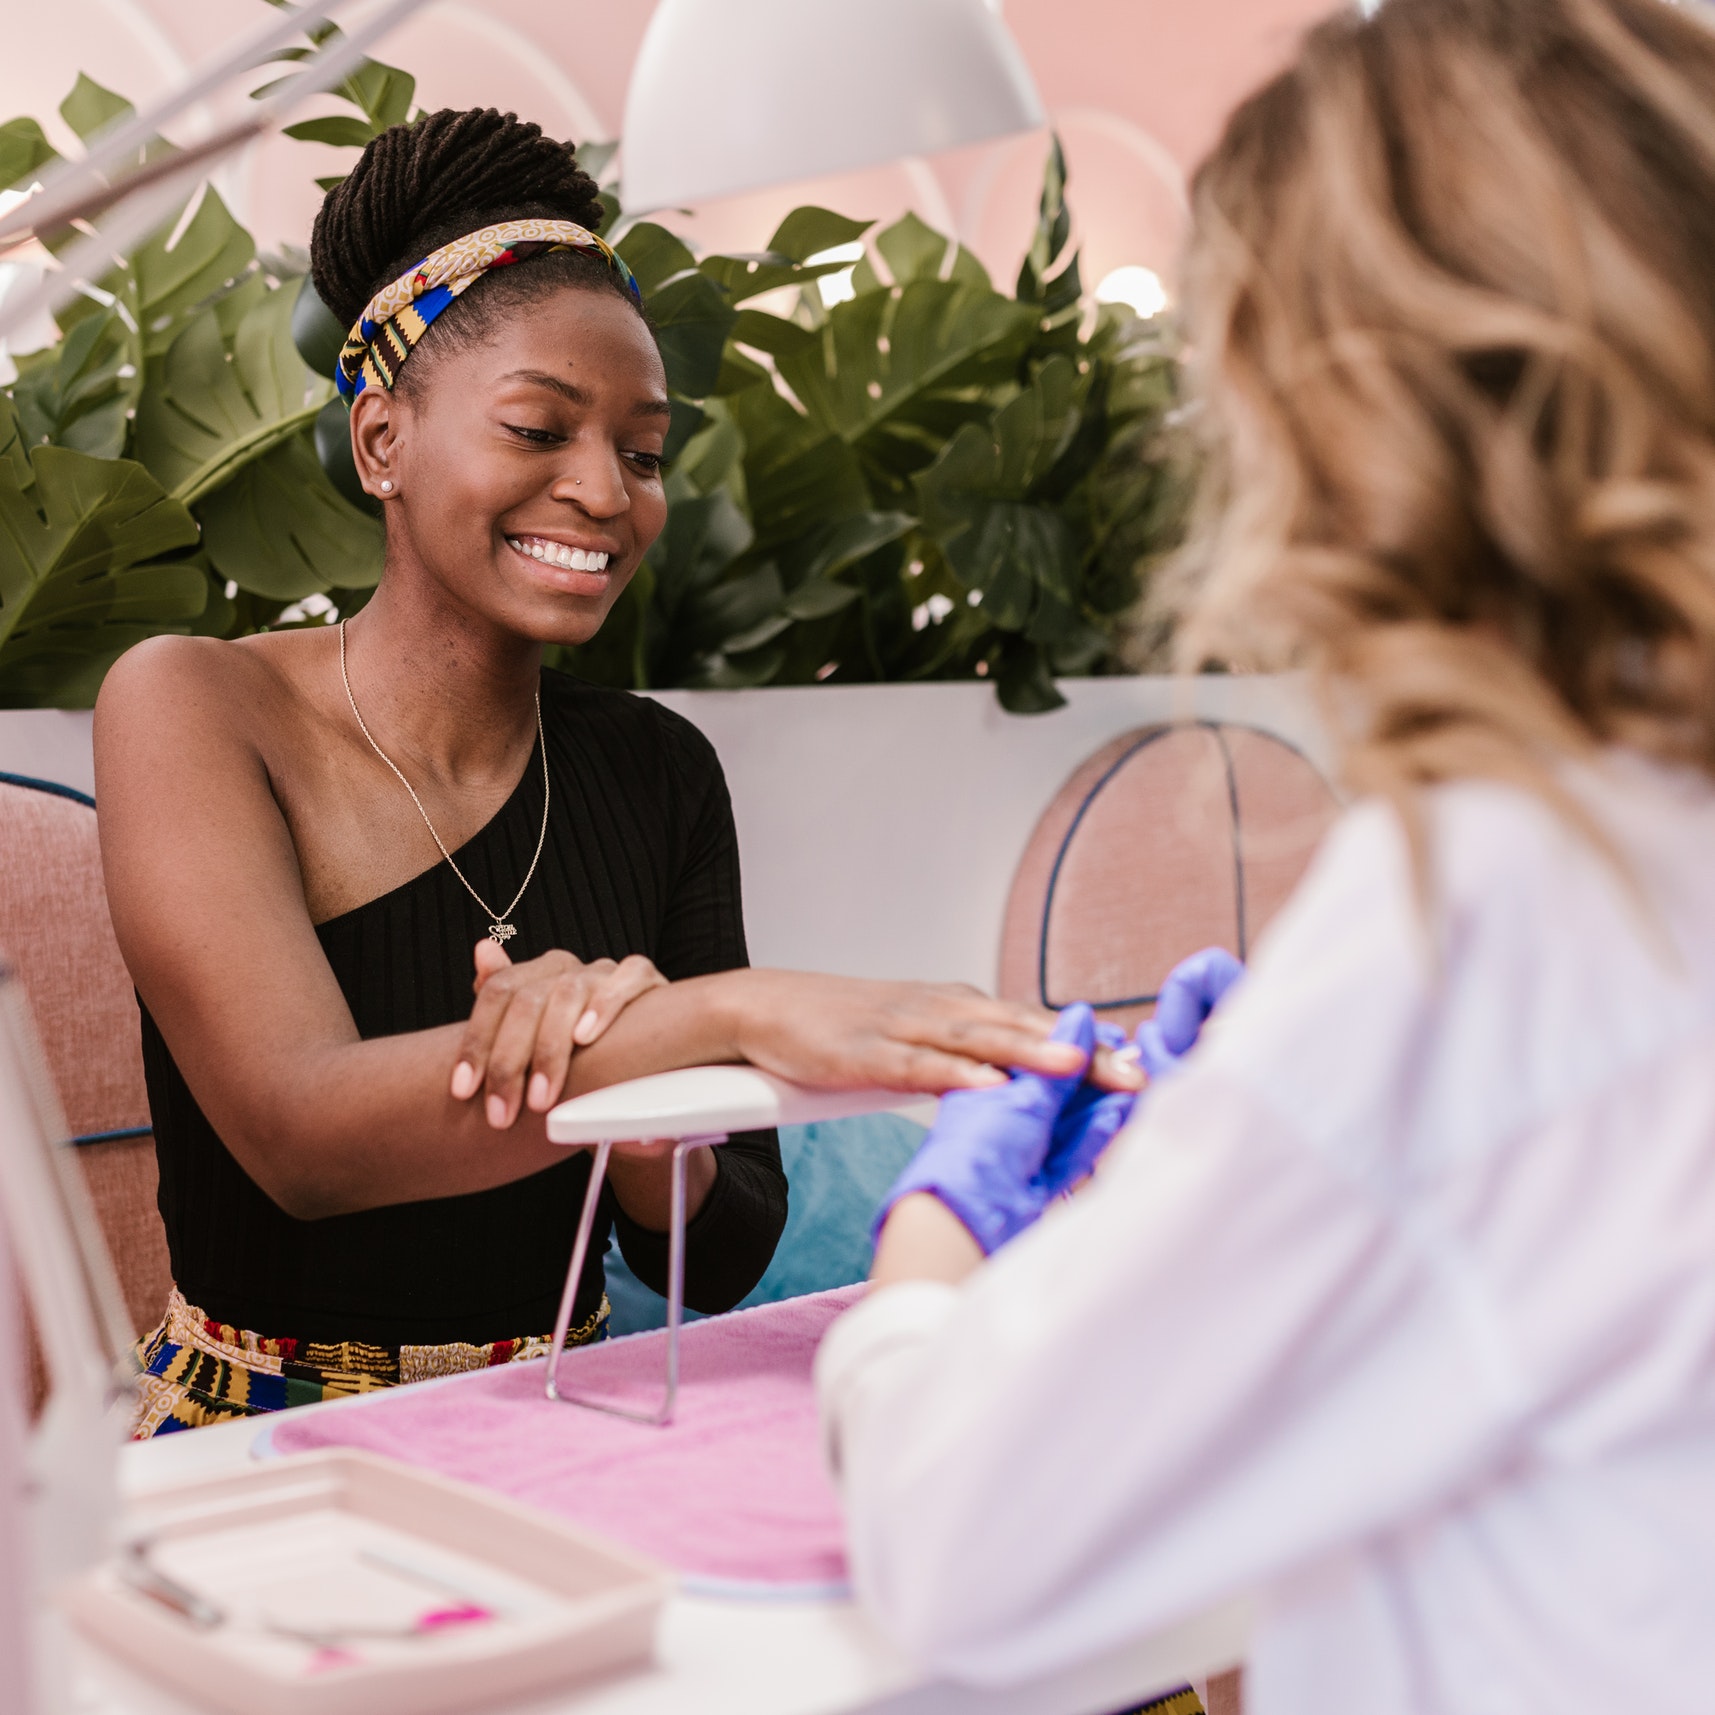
1038, 1021, 1137, 1196
875, 1004, 1106, 1255
1134, 947, 1244, 1081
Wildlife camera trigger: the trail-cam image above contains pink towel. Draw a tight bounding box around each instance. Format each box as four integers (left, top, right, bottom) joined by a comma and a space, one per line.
269, 1287, 864, 1591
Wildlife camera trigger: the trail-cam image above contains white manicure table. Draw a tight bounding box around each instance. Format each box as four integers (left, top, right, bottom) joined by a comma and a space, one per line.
68, 1065, 1248, 1714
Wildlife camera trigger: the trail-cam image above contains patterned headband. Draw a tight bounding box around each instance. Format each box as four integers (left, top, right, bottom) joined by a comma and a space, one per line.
335, 217, 643, 403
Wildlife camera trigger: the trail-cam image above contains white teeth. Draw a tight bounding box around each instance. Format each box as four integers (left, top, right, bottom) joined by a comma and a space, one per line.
510, 537, 610, 573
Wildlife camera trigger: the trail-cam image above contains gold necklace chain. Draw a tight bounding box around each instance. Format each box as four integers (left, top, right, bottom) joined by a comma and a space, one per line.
339, 619, 550, 946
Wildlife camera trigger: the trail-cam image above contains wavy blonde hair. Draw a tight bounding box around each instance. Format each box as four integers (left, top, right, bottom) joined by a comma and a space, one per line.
1173, 0, 1715, 833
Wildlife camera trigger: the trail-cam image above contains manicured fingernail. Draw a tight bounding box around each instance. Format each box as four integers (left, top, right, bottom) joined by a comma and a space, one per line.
486, 1094, 508, 1129
528, 1073, 551, 1111
970, 1066, 1007, 1086
451, 1062, 477, 1099
573, 1009, 599, 1044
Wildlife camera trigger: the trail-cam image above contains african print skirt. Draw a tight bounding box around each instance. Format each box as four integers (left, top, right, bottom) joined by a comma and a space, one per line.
1117, 1687, 1207, 1715
131, 1288, 610, 1439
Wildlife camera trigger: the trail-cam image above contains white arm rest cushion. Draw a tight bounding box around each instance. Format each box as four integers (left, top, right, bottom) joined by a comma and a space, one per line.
547, 1065, 937, 1146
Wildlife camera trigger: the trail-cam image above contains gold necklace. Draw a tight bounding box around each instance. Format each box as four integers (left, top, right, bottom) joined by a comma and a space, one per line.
339, 619, 550, 946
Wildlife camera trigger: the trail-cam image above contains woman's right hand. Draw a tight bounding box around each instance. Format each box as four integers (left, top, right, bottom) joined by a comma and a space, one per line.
452, 940, 668, 1127
725, 970, 1145, 1096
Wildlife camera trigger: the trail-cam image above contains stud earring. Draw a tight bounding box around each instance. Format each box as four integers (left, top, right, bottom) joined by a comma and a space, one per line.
379, 480, 393, 493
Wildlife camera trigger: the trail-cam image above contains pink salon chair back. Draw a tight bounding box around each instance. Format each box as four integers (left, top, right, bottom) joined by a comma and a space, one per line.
0, 774, 170, 1349
999, 722, 1340, 1035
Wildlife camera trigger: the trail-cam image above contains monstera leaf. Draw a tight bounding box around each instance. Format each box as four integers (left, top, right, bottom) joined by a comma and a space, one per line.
257, 9, 417, 177
699, 208, 874, 306
726, 383, 869, 554
45, 75, 255, 360
618, 223, 739, 400
648, 272, 739, 400
129, 187, 257, 360
777, 280, 1035, 450
135, 283, 328, 506
914, 355, 1103, 710
196, 433, 382, 601
703, 508, 909, 683
0, 414, 206, 706
9, 308, 137, 459
0, 117, 57, 190
58, 73, 134, 143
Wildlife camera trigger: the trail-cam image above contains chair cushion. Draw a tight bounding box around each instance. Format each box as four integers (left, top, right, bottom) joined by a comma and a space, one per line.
0, 777, 148, 1140
998, 723, 1340, 1034
0, 776, 168, 1347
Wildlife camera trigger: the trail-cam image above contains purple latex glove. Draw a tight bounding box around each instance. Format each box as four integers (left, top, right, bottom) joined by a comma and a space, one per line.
1038, 1021, 1137, 1195
1135, 947, 1245, 1081
874, 1005, 1098, 1255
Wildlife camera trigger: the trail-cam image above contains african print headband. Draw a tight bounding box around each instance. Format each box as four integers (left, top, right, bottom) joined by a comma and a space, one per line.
335, 217, 643, 403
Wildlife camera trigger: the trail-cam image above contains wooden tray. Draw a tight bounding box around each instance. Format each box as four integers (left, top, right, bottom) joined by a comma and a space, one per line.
62, 1449, 673, 1715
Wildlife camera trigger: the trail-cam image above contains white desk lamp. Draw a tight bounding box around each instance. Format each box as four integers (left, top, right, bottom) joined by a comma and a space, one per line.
544, 1068, 935, 1424
620, 0, 1046, 214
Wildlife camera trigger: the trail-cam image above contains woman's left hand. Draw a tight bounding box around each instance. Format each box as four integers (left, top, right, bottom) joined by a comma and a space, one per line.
453, 940, 668, 1127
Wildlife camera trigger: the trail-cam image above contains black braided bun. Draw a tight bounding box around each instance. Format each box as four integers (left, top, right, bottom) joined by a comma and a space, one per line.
310, 108, 639, 388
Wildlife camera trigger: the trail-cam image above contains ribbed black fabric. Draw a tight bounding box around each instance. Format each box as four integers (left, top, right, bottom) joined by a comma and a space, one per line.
140, 671, 786, 1346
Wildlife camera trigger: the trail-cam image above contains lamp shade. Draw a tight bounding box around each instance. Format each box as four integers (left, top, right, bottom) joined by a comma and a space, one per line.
620, 0, 1046, 214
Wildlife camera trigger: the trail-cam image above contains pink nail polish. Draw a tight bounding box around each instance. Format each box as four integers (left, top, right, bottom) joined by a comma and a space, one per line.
574, 1009, 599, 1044
451, 1062, 477, 1099
528, 1073, 550, 1110
486, 1094, 507, 1128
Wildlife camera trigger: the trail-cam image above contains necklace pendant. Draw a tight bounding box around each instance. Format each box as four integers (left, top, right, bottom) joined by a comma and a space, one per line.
488, 922, 517, 945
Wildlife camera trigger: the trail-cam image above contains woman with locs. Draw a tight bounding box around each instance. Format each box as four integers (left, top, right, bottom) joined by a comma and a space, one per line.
95, 110, 1122, 1435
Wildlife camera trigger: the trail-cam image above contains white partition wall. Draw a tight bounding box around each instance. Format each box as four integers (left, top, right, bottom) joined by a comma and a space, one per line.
652, 677, 1328, 992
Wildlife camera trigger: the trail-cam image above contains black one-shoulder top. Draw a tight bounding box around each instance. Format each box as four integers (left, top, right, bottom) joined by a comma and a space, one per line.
139, 670, 787, 1347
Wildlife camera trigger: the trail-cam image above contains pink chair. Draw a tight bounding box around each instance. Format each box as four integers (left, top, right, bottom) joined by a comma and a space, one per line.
999, 721, 1340, 1033
0, 774, 171, 1349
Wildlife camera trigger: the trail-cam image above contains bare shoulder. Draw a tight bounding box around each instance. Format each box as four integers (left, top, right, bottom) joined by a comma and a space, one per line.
94, 631, 323, 783
92, 636, 306, 869
97, 634, 269, 743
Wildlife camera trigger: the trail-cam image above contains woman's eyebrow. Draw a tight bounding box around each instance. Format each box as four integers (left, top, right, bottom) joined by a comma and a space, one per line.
497, 368, 672, 419
497, 368, 593, 404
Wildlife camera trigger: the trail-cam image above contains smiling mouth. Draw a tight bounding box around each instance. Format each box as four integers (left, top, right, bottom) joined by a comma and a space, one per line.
506, 535, 612, 573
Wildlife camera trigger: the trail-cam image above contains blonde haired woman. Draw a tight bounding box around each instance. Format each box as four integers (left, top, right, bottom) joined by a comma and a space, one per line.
816, 0, 1715, 1710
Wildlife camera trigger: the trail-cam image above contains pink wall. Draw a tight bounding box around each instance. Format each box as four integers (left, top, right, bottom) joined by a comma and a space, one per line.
5, 0, 1333, 296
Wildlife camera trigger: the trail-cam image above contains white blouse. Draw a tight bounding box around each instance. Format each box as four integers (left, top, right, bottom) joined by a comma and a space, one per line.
817, 753, 1715, 1715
